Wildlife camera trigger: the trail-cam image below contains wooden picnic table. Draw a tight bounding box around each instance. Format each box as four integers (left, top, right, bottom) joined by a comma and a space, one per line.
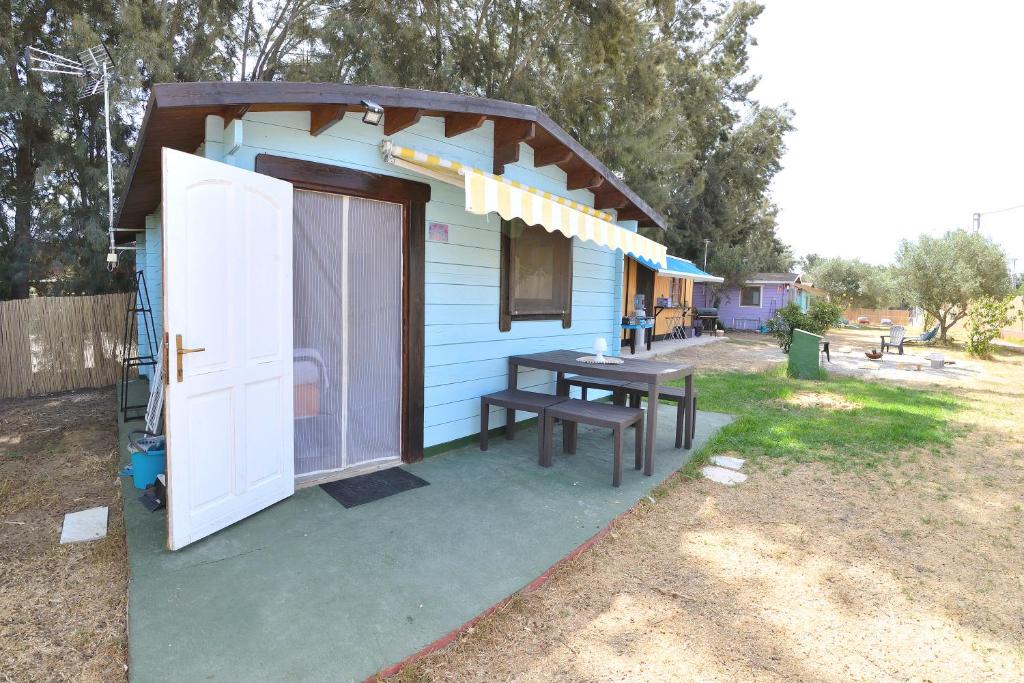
507, 349, 695, 476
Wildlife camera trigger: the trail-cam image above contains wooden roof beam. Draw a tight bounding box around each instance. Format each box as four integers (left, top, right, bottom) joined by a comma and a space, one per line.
533, 142, 573, 168
565, 165, 605, 191
593, 191, 629, 211
309, 104, 346, 136
445, 112, 487, 138
615, 206, 648, 222
493, 118, 536, 175
383, 107, 422, 135
222, 104, 251, 125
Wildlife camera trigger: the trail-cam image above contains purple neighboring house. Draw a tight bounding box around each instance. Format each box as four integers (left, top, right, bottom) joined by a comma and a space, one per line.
694, 273, 819, 330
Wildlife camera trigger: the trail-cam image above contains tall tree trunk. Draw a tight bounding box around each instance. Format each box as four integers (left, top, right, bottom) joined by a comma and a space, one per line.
5, 1, 45, 300
937, 311, 951, 341
10, 117, 37, 299
433, 0, 443, 88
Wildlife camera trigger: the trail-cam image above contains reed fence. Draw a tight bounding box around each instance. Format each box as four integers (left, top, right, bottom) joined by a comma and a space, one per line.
0, 292, 132, 399
842, 307, 911, 326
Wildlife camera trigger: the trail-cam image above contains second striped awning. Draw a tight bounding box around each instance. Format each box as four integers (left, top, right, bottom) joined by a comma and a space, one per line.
382, 142, 667, 268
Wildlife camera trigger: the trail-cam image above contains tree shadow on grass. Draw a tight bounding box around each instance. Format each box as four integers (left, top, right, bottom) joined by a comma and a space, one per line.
681, 369, 961, 471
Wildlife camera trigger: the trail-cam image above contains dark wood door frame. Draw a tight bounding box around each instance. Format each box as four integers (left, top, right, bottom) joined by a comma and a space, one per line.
255, 153, 429, 463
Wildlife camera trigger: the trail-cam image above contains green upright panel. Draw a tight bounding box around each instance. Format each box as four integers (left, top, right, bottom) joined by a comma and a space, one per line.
789, 328, 821, 379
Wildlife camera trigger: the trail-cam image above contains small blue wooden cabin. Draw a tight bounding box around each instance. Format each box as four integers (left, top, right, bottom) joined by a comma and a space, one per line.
117, 83, 668, 490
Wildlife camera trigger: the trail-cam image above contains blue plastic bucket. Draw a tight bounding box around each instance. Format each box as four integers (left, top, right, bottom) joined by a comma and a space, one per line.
131, 448, 166, 489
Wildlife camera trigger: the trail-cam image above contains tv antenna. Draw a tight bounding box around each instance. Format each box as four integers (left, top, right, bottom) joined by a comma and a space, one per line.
25, 44, 125, 271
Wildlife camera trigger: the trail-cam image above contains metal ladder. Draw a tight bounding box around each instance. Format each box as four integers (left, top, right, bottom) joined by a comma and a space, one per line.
119, 270, 158, 420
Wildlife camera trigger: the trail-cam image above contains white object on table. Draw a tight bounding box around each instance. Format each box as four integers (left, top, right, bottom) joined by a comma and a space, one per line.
593, 337, 608, 363
577, 355, 624, 364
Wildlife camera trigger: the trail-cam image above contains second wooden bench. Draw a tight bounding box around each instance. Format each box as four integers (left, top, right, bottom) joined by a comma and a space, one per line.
542, 399, 644, 487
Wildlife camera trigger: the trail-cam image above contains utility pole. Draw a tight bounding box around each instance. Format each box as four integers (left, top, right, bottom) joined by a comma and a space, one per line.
703, 239, 711, 270
973, 212, 981, 232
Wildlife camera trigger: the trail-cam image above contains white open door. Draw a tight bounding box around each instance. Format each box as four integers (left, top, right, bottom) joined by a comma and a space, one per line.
162, 148, 294, 551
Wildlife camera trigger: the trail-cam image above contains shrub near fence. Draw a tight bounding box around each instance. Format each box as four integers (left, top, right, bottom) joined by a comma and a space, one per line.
0, 292, 131, 399
1000, 298, 1024, 340
842, 308, 911, 326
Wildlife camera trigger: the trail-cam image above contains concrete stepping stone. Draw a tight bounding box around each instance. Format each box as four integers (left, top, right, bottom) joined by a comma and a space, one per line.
60, 506, 108, 544
710, 455, 745, 471
701, 465, 748, 486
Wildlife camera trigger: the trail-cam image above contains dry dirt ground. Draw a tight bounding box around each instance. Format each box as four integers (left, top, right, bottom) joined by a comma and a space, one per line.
2, 331, 1022, 682
392, 329, 1024, 682
665, 332, 789, 373
0, 388, 127, 682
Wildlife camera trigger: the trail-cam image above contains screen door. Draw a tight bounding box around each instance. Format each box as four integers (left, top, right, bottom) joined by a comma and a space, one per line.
292, 190, 403, 478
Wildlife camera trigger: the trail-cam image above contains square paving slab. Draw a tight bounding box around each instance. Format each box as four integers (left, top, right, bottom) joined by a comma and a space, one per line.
59, 506, 108, 544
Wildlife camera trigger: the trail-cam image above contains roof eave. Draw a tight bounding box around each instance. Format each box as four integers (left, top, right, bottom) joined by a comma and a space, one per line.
115, 82, 667, 234
113, 94, 155, 235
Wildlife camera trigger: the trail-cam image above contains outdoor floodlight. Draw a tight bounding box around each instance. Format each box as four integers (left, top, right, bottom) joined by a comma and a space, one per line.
361, 99, 384, 126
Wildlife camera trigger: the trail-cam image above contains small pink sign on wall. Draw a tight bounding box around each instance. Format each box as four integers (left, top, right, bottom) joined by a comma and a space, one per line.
428, 222, 449, 243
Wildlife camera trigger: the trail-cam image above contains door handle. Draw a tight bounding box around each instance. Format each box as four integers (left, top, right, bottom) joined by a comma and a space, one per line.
175, 334, 206, 383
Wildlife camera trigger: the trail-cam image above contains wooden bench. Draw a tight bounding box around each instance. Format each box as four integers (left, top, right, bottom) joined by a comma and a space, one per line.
542, 399, 644, 486
563, 375, 632, 404
623, 383, 695, 449
479, 390, 568, 455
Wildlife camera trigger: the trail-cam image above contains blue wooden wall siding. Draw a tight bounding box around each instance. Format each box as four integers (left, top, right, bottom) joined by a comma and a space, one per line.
144, 213, 163, 368
133, 215, 165, 378
135, 232, 149, 378
796, 289, 813, 312
144, 110, 635, 448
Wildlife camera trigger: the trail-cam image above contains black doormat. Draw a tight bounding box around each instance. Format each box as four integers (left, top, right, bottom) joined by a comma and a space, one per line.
320, 467, 429, 508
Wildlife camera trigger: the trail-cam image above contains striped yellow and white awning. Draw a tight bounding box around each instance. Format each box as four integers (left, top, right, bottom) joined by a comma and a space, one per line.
382, 142, 667, 267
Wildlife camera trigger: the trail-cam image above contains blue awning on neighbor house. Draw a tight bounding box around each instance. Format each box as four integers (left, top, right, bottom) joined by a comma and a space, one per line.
634, 255, 723, 283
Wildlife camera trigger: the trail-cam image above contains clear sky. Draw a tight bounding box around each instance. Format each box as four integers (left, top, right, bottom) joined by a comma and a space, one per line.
748, 0, 1024, 273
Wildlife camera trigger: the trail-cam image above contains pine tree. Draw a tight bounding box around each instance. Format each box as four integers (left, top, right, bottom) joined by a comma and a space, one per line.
1, 0, 794, 299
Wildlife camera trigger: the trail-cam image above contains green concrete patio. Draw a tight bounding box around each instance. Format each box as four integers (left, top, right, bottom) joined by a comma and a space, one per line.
118, 381, 732, 682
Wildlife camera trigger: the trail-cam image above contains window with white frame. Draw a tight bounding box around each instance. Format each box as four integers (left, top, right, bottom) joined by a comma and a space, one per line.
740, 285, 762, 307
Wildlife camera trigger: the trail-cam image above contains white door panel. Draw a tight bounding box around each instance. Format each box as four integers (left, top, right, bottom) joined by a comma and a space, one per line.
182, 180, 232, 376
162, 148, 294, 551
242, 186, 286, 363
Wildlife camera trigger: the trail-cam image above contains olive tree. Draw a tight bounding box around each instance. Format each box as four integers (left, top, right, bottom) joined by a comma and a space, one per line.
808, 257, 899, 309
895, 230, 1012, 341
964, 295, 1021, 357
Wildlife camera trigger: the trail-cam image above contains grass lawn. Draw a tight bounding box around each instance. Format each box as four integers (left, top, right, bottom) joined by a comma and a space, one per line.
676, 367, 961, 472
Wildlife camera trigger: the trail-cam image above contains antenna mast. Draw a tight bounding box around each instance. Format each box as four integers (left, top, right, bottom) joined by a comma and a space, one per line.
26, 44, 123, 270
